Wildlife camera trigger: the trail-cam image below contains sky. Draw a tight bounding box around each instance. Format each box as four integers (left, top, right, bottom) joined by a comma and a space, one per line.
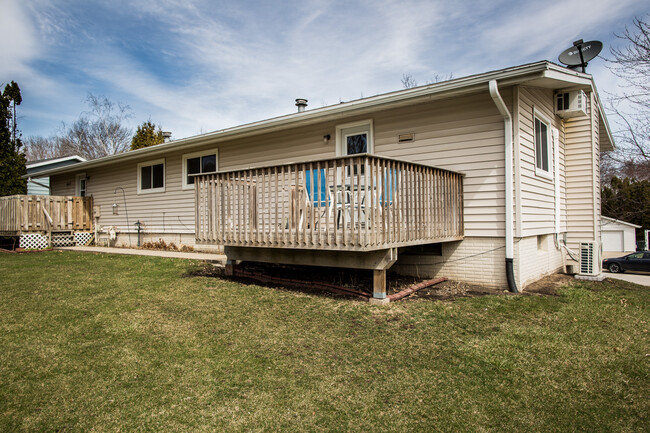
1, 0, 648, 141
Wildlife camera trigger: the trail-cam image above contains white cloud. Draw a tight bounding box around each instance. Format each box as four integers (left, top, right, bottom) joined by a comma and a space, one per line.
0, 0, 40, 77
6, 0, 649, 141
479, 0, 647, 62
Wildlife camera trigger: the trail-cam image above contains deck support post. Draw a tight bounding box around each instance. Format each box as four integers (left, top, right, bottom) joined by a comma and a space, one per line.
370, 269, 390, 305
225, 259, 236, 277
373, 269, 386, 298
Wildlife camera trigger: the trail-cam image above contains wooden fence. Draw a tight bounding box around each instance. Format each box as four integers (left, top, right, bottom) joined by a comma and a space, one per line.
0, 195, 93, 235
195, 154, 463, 252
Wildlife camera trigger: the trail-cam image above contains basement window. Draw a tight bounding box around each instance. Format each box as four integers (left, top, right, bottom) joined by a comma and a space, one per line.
537, 234, 548, 252
402, 243, 443, 256
138, 159, 165, 194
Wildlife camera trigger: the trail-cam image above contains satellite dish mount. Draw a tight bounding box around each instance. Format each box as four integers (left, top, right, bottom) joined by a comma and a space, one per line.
558, 39, 603, 73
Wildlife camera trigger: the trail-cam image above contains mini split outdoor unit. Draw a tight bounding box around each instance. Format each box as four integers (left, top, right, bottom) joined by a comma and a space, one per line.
579, 241, 601, 276
555, 90, 588, 119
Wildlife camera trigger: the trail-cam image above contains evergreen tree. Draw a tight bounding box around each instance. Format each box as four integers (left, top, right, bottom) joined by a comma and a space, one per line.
0, 81, 27, 196
131, 120, 165, 151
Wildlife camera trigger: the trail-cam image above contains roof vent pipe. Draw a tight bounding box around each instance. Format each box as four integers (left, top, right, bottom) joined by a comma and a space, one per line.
295, 98, 308, 113
162, 131, 172, 142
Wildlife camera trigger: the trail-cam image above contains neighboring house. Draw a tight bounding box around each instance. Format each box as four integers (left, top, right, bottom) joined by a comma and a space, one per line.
33, 61, 614, 296
26, 156, 86, 195
601, 216, 640, 253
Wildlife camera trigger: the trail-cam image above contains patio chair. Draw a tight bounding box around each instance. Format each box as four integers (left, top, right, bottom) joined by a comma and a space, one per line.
300, 168, 335, 229
379, 168, 400, 228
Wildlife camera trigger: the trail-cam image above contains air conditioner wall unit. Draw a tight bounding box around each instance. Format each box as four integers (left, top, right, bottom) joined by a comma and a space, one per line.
555, 90, 588, 119
579, 241, 601, 276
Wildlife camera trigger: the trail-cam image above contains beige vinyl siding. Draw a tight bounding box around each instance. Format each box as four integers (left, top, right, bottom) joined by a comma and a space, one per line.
51, 173, 78, 196
564, 91, 598, 249
60, 150, 193, 234
49, 126, 337, 235
51, 90, 508, 239
517, 86, 567, 237
592, 93, 601, 244
373, 91, 508, 237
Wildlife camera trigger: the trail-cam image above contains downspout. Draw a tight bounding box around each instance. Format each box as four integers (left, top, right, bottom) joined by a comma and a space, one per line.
489, 80, 519, 293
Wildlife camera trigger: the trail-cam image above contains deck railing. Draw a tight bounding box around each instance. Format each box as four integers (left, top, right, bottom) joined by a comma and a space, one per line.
0, 195, 93, 235
195, 154, 463, 252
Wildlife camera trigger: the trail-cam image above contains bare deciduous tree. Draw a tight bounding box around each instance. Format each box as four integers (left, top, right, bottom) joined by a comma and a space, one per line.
401, 73, 418, 89
57, 94, 133, 160
428, 72, 454, 84
23, 136, 64, 161
604, 16, 650, 181
401, 72, 454, 89
24, 94, 133, 162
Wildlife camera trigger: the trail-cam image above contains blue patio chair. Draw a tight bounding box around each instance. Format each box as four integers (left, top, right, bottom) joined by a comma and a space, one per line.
381, 168, 396, 206
305, 168, 329, 208
301, 168, 334, 228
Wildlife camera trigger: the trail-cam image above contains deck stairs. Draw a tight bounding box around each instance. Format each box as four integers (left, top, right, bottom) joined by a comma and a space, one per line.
50, 230, 95, 248
51, 231, 75, 247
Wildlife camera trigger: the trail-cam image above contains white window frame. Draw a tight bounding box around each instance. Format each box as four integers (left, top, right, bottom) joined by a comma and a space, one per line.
137, 158, 166, 194
533, 110, 552, 180
75, 173, 87, 197
335, 119, 374, 156
182, 148, 219, 190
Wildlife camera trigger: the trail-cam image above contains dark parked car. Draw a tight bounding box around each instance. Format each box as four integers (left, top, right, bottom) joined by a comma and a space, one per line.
602, 251, 650, 273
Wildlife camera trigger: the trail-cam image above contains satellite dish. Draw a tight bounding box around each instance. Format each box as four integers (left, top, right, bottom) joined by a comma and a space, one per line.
558, 39, 603, 72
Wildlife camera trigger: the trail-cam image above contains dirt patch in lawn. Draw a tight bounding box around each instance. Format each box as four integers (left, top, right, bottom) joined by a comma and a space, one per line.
184, 263, 225, 278
522, 273, 575, 296
186, 261, 575, 302
404, 279, 505, 301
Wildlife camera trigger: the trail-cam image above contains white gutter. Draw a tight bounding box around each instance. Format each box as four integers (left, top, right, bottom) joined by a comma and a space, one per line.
601, 216, 641, 228
31, 61, 590, 179
26, 155, 86, 169
587, 80, 615, 151
488, 80, 518, 293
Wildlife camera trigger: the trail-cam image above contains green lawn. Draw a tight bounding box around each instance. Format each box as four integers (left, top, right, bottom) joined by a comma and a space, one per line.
0, 251, 648, 432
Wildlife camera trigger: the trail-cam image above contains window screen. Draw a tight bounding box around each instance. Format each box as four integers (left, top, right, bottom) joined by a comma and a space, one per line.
186, 153, 216, 185
140, 163, 164, 191
187, 157, 200, 185
346, 133, 367, 155
141, 165, 152, 190
152, 164, 164, 188
535, 118, 549, 172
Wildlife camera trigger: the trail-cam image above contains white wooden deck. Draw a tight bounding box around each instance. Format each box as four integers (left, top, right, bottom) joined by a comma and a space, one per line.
194, 154, 464, 252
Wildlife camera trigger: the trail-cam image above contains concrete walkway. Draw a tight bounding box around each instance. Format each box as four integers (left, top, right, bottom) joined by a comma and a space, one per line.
604, 272, 650, 286
57, 246, 227, 263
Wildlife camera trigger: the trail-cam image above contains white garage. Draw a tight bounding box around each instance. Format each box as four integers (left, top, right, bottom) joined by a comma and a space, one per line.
601, 216, 640, 253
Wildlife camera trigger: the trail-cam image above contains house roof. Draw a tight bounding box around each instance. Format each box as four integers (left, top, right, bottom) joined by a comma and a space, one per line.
26, 155, 86, 169
26, 155, 87, 175
31, 60, 615, 178
602, 216, 642, 229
